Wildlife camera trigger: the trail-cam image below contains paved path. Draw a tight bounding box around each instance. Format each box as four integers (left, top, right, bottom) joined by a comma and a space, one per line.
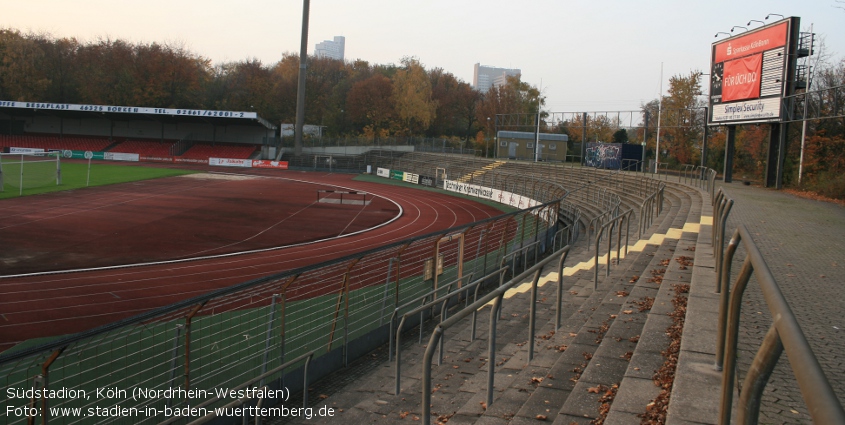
714, 181, 845, 424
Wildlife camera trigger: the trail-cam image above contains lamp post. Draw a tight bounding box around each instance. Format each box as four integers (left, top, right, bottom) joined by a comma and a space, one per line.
486, 117, 491, 158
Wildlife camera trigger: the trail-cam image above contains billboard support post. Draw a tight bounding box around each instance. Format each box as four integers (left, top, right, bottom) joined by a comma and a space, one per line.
724, 125, 735, 183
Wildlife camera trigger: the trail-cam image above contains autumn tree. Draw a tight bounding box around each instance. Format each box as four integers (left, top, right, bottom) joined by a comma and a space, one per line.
392, 57, 436, 135
0, 29, 51, 101
346, 74, 395, 138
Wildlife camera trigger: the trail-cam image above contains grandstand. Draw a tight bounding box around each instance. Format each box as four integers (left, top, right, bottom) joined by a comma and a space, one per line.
0, 100, 276, 161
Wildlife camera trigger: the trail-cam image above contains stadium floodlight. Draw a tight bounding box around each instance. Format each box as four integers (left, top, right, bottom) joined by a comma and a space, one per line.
0, 151, 62, 196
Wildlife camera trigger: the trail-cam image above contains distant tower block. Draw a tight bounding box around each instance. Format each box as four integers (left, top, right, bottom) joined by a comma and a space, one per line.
315, 36, 345, 61
473, 63, 521, 92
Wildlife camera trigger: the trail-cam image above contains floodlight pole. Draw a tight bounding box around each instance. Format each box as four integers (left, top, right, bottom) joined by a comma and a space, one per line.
655, 62, 663, 172
293, 0, 311, 156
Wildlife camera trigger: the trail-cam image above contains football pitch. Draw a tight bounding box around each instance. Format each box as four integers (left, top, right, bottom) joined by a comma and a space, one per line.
0, 161, 197, 199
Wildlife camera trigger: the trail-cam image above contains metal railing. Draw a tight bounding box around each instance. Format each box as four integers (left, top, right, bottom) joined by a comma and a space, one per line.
713, 224, 845, 425
593, 209, 634, 289
712, 189, 734, 295
420, 245, 571, 425
638, 183, 665, 238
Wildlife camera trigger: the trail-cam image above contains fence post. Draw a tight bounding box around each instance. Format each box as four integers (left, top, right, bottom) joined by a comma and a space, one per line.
184, 302, 207, 391
38, 346, 67, 424
166, 325, 184, 410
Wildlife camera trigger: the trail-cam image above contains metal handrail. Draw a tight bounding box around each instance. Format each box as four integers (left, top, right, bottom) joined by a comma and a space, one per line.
420, 245, 571, 425
593, 209, 634, 289
392, 273, 476, 394
714, 225, 845, 425
712, 189, 734, 294
388, 275, 469, 361
638, 183, 664, 238
161, 350, 315, 425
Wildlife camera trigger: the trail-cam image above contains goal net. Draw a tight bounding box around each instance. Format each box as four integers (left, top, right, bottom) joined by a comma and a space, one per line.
0, 151, 62, 194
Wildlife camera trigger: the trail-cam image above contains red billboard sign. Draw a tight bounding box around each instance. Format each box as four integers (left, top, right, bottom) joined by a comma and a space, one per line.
709, 18, 797, 125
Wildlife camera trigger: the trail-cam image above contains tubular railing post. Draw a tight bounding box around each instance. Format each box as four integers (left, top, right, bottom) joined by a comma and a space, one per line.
166, 324, 184, 410
488, 294, 504, 408
737, 324, 784, 425
380, 258, 395, 326
606, 220, 614, 277
528, 267, 542, 362
715, 229, 741, 370
719, 256, 755, 425
260, 295, 279, 387
421, 327, 443, 425
38, 346, 66, 424
184, 302, 206, 391
715, 199, 734, 287
555, 247, 570, 330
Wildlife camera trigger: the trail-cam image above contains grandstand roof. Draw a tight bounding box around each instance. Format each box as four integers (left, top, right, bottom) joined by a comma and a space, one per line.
0, 100, 276, 130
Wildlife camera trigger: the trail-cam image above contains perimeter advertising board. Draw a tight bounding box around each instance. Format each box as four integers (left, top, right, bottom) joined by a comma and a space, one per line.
709, 18, 797, 125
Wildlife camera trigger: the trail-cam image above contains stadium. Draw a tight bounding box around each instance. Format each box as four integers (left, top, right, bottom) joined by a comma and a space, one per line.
1, 15, 843, 425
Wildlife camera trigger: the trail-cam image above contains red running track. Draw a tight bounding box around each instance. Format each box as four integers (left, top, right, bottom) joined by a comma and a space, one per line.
0, 171, 505, 352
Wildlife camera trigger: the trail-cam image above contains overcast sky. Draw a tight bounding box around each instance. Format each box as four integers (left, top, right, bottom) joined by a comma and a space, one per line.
4, 0, 844, 114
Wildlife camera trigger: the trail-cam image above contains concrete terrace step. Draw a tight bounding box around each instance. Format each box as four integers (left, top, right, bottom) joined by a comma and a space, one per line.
459, 185, 699, 424
277, 179, 704, 425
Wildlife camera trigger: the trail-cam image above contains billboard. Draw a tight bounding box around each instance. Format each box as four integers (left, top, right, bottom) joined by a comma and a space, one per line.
709, 18, 797, 125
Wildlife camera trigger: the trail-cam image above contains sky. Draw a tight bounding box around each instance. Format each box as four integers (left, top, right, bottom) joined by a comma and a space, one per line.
3, 0, 844, 115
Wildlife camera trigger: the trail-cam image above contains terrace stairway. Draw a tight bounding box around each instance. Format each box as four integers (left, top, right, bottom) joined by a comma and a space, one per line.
279, 180, 707, 425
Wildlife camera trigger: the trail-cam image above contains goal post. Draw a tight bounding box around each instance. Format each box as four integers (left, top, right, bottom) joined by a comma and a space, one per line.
0, 151, 62, 195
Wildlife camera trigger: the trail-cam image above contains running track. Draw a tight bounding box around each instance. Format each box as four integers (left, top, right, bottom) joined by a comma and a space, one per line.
0, 171, 504, 352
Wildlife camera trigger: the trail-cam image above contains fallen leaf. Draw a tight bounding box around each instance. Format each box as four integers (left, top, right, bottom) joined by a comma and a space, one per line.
535, 414, 548, 420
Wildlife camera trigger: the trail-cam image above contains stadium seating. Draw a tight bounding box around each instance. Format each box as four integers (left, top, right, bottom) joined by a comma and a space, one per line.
0, 134, 114, 152
178, 142, 258, 160
109, 139, 175, 156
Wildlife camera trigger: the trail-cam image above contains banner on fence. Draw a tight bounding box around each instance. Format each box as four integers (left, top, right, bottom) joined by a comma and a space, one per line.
390, 170, 405, 181
62, 150, 138, 162
251, 160, 288, 169
376, 167, 390, 178
9, 147, 45, 154
209, 157, 252, 168
419, 175, 435, 187
402, 172, 419, 184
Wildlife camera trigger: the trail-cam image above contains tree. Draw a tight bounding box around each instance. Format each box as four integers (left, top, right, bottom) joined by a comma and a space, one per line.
392, 57, 436, 135
346, 74, 394, 138
0, 30, 51, 101
612, 128, 629, 143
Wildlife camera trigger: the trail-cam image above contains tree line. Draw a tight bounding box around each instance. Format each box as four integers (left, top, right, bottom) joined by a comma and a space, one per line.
0, 29, 542, 142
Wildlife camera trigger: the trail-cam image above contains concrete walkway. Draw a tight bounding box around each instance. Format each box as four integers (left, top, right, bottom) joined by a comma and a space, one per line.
672, 181, 845, 424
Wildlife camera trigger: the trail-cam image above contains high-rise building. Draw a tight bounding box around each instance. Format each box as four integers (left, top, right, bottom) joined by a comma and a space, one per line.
315, 36, 345, 61
473, 63, 521, 92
